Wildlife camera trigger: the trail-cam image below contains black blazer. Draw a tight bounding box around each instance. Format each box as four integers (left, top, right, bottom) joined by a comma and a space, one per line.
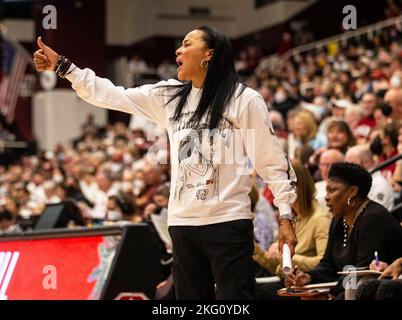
308, 201, 402, 283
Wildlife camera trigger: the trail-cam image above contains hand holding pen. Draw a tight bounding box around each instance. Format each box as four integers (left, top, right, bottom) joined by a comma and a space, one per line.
369, 258, 388, 272
285, 265, 298, 290
284, 265, 312, 288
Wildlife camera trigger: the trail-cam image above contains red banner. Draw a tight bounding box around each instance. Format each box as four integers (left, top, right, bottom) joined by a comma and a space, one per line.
0, 235, 117, 300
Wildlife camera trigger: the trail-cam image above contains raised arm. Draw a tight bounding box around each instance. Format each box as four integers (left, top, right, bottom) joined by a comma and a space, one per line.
33, 36, 170, 128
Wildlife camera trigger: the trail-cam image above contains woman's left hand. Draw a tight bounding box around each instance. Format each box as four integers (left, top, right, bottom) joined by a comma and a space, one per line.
285, 270, 311, 287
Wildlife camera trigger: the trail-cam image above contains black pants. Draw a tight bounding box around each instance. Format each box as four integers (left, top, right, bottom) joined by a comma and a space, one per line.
356, 278, 402, 300
168, 219, 256, 300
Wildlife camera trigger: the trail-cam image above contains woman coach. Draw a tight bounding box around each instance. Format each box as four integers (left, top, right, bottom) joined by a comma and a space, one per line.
33, 25, 297, 300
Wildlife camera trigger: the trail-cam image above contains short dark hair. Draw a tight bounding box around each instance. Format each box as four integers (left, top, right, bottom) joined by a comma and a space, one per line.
110, 193, 136, 215
328, 162, 372, 198
154, 184, 170, 199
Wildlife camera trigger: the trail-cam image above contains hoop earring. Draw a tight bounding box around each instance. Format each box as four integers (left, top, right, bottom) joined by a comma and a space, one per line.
347, 197, 355, 206
200, 59, 209, 69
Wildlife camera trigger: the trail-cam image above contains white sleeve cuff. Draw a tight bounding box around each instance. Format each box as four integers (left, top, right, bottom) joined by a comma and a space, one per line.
65, 63, 81, 82
278, 203, 293, 217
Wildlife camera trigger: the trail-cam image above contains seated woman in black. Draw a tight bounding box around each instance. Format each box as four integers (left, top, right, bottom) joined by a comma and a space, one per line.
285, 162, 402, 299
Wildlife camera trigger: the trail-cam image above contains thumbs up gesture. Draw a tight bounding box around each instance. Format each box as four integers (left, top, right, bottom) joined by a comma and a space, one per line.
33, 36, 59, 72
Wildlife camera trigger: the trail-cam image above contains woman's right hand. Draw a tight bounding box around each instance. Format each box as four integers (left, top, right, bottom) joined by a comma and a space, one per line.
285, 270, 311, 288
33, 36, 59, 72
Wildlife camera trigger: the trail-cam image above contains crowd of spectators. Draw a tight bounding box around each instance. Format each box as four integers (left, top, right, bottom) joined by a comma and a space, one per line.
1, 20, 402, 229
0, 114, 171, 235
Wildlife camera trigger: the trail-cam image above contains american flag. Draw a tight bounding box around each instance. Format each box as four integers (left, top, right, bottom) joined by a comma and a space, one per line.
0, 36, 30, 124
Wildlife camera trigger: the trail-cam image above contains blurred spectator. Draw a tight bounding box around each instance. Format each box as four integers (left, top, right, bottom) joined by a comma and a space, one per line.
143, 184, 171, 250
384, 88, 402, 121
0, 208, 21, 234
27, 172, 46, 204
91, 170, 121, 221
272, 86, 298, 120
136, 162, 166, 213
81, 113, 98, 135
392, 126, 402, 193
377, 122, 400, 179
14, 183, 30, 208
296, 145, 315, 167
287, 110, 327, 160
277, 32, 292, 55
326, 120, 356, 153
290, 20, 314, 46
0, 121, 15, 141
315, 149, 345, 211
247, 46, 262, 72
53, 183, 87, 227
157, 59, 177, 80
259, 86, 272, 109
302, 96, 329, 122
385, 0, 401, 18
330, 99, 351, 119
43, 180, 61, 204
79, 168, 98, 205
356, 93, 378, 136
269, 110, 288, 148
249, 184, 276, 251
235, 50, 251, 76
64, 175, 91, 206
128, 54, 149, 86
345, 145, 395, 211
345, 104, 364, 137
373, 104, 393, 127
107, 193, 137, 223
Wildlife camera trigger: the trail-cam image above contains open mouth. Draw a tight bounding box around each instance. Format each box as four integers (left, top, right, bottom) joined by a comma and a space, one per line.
176, 59, 183, 68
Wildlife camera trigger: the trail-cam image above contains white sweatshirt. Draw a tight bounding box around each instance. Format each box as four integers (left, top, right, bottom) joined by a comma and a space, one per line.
66, 65, 297, 226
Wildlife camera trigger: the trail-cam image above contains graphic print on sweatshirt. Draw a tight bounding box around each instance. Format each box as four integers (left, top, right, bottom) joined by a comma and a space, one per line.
170, 112, 234, 203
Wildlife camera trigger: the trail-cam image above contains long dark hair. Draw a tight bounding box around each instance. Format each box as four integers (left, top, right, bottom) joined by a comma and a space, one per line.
165, 25, 244, 129
291, 160, 315, 217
